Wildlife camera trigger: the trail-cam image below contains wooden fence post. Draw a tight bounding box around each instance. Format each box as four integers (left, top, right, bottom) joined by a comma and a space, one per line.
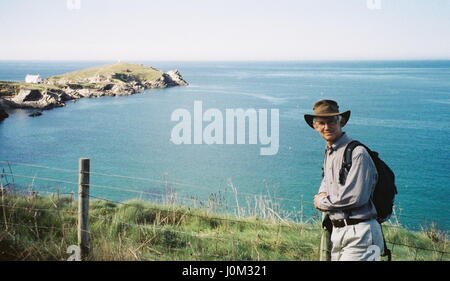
78, 158, 90, 260
319, 213, 331, 261
0, 174, 8, 232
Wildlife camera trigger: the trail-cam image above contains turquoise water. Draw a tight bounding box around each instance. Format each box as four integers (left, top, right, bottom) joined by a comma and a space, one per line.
0, 60, 449, 231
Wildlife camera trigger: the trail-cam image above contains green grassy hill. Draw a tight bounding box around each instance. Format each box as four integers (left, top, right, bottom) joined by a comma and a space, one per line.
0, 194, 448, 261
45, 62, 164, 84
0, 81, 62, 97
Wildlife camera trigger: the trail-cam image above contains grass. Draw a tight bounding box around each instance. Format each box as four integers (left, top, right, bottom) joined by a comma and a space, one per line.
0, 193, 448, 261
0, 81, 63, 96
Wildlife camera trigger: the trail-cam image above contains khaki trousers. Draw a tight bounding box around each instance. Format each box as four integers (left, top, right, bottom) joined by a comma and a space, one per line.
330, 219, 384, 261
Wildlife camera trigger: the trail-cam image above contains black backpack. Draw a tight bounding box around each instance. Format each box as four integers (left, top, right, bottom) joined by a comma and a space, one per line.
339, 141, 397, 261
339, 140, 398, 223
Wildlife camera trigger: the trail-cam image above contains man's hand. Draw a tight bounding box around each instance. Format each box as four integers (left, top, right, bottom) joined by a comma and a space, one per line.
314, 192, 328, 212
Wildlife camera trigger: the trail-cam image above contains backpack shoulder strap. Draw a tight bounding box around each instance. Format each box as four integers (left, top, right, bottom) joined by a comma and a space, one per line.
321, 149, 327, 179
339, 140, 363, 185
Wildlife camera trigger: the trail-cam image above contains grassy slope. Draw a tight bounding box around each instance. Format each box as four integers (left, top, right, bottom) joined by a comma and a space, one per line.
45, 62, 164, 83
0, 194, 448, 261
0, 81, 62, 97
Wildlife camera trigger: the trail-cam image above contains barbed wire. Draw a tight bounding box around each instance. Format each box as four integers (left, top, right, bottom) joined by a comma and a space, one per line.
392, 213, 450, 223
0, 161, 78, 174
87, 181, 314, 220
6, 161, 449, 224
87, 205, 320, 255
0, 170, 317, 223
1, 161, 449, 259
89, 171, 309, 204
385, 240, 449, 255
1, 170, 447, 232
0, 172, 78, 186
1, 193, 449, 260
0, 161, 309, 204
5, 169, 445, 228
88, 182, 227, 206
88, 194, 317, 231
0, 204, 78, 215
0, 221, 72, 231
3, 173, 446, 234
1, 172, 238, 211
88, 195, 450, 257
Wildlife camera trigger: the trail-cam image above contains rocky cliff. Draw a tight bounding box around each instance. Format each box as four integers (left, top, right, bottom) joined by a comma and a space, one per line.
0, 63, 188, 117
0, 104, 8, 121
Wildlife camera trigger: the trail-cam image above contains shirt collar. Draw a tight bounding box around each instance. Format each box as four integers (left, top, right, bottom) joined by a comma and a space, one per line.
326, 132, 350, 153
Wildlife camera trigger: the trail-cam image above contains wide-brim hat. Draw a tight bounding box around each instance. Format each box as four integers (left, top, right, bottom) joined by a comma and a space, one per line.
304, 99, 351, 129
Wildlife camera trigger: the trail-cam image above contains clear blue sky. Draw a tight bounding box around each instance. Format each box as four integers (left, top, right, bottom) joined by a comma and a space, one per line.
0, 0, 449, 60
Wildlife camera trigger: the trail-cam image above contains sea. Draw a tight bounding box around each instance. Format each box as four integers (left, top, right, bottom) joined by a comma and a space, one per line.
0, 60, 449, 232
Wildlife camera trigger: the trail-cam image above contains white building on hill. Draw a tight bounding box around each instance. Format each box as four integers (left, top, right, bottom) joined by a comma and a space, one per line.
25, 74, 43, 84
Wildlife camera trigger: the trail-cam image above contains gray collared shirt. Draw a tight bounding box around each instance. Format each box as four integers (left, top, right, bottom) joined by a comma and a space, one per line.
317, 133, 378, 221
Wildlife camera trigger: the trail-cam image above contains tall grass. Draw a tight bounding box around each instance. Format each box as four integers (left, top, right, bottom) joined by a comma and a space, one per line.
0, 190, 448, 261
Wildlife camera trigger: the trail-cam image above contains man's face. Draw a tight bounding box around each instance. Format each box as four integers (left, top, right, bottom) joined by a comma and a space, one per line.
313, 116, 343, 143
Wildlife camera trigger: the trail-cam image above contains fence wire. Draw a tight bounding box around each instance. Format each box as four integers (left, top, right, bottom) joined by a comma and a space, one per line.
0, 160, 449, 261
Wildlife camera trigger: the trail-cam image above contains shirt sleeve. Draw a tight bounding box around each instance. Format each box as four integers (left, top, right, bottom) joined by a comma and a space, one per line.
318, 176, 327, 193
316, 147, 377, 211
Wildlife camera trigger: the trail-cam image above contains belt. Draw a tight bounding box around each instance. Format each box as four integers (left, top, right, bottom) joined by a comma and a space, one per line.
331, 218, 370, 228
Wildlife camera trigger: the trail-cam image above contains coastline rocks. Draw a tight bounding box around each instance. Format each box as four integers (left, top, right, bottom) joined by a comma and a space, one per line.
87, 74, 110, 83
66, 83, 83, 90
77, 89, 93, 98
0, 104, 8, 121
1, 65, 188, 113
140, 70, 188, 89
59, 91, 74, 102
165, 70, 189, 87
14, 89, 43, 102
111, 83, 137, 96
29, 111, 43, 117
10, 89, 65, 109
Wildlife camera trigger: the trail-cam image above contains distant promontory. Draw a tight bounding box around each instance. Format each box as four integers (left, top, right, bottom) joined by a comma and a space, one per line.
0, 62, 188, 120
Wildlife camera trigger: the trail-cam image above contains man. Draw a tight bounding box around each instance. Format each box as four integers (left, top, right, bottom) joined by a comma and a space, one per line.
304, 100, 384, 261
